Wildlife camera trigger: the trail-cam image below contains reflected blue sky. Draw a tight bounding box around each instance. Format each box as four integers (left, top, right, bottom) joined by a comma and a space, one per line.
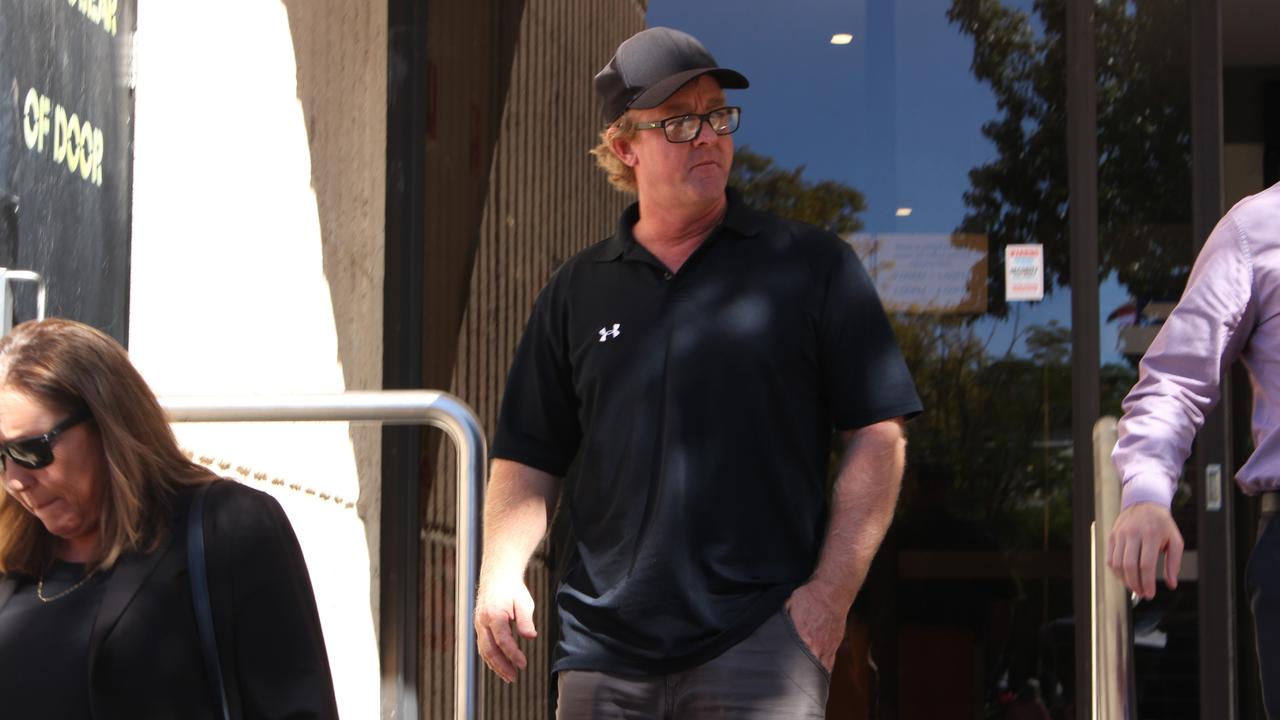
648, 0, 1131, 365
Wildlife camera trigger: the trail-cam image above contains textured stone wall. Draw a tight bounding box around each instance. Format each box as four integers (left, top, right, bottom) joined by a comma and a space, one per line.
421, 0, 645, 717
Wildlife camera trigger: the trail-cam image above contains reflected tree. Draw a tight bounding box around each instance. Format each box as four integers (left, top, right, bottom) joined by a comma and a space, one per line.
728, 144, 1115, 549
910, 0, 1199, 543
893, 314, 1076, 549
947, 0, 1194, 318
731, 146, 867, 234
731, 3, 1197, 713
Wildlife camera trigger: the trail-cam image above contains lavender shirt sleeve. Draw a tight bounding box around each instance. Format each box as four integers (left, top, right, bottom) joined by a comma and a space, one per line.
1112, 210, 1255, 509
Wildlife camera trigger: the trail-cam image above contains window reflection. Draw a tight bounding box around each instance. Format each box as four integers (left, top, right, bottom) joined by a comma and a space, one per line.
650, 0, 1193, 715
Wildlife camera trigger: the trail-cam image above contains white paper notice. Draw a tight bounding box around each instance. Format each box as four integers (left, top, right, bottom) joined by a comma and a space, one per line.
847, 233, 988, 314
1005, 244, 1044, 302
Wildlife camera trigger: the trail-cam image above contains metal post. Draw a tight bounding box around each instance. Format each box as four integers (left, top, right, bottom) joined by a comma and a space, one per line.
1092, 417, 1134, 719
1189, 0, 1238, 713
162, 391, 486, 720
1067, 0, 1102, 710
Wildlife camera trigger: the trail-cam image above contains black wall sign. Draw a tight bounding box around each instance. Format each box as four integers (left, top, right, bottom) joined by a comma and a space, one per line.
1, 0, 134, 342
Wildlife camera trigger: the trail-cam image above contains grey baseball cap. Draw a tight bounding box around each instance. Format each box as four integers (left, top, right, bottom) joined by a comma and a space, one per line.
594, 27, 749, 123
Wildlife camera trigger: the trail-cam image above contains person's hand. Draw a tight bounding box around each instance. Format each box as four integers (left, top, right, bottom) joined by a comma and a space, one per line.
474, 577, 537, 683
1107, 502, 1184, 600
784, 581, 848, 671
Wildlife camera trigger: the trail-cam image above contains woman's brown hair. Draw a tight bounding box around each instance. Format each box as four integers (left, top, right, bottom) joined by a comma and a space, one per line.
0, 319, 217, 575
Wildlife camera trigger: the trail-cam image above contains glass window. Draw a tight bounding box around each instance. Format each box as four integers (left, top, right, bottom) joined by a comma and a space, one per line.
648, 0, 1076, 715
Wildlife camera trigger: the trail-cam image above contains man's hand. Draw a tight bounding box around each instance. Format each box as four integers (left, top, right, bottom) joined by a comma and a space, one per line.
474, 577, 538, 683
474, 460, 560, 683
779, 418, 904, 673
784, 580, 848, 672
1107, 502, 1184, 600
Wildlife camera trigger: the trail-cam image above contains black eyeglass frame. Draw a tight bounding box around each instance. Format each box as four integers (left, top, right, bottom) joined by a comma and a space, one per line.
0, 408, 91, 471
632, 106, 741, 144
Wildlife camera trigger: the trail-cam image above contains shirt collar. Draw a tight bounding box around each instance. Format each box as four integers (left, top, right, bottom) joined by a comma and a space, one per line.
595, 187, 763, 263
720, 187, 764, 238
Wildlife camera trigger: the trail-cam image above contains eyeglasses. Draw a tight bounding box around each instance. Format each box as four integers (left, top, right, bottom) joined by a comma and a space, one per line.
0, 409, 90, 471
633, 106, 741, 143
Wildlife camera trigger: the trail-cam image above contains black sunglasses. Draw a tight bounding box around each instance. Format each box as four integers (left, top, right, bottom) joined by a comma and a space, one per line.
0, 408, 90, 471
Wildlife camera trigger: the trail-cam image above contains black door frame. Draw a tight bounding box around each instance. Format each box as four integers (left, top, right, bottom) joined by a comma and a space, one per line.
1066, 0, 1100, 712
1189, 0, 1240, 714
382, 0, 430, 717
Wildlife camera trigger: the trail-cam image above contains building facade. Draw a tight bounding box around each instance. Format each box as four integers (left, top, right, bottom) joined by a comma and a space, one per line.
2, 0, 1277, 717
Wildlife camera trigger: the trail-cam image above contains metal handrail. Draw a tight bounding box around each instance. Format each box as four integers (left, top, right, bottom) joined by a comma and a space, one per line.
2, 269, 47, 321
161, 391, 485, 720
1092, 416, 1134, 718
0, 268, 48, 336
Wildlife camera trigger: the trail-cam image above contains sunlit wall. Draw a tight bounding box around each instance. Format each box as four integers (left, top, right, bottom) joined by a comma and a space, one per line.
128, 2, 386, 717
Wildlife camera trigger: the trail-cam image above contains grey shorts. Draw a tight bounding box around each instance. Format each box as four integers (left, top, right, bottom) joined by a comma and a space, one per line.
556, 608, 831, 719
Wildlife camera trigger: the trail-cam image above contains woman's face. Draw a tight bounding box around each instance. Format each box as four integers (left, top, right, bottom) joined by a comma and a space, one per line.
0, 386, 107, 561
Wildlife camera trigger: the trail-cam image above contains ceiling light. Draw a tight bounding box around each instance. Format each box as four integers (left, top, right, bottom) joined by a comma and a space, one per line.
830, 33, 853, 45
895, 207, 912, 217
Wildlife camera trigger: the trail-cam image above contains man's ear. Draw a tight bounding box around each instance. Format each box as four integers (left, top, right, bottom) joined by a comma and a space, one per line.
610, 135, 638, 168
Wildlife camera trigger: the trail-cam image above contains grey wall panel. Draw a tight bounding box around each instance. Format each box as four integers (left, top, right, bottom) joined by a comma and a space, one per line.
421, 0, 643, 717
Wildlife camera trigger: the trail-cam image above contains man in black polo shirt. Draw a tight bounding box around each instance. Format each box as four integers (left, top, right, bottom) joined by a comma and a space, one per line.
474, 27, 922, 717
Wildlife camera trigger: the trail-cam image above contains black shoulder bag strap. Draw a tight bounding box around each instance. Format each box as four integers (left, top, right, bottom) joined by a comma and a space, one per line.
188, 482, 232, 720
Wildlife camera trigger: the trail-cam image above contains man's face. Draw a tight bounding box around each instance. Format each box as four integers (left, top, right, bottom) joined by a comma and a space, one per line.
621, 75, 733, 212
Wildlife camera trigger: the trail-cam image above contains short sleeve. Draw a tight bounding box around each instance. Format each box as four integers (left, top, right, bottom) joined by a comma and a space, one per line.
820, 243, 923, 430
492, 280, 583, 476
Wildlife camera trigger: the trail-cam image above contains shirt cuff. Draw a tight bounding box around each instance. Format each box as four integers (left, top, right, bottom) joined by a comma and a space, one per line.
1120, 472, 1177, 510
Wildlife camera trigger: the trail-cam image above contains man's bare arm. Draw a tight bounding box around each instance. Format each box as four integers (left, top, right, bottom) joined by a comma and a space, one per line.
785, 418, 906, 668
474, 459, 562, 683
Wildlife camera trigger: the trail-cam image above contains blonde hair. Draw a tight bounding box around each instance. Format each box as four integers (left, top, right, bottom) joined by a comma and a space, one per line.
0, 319, 218, 575
590, 112, 638, 194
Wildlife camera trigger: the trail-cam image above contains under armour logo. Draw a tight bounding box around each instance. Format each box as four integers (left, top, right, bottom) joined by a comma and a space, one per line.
598, 323, 621, 342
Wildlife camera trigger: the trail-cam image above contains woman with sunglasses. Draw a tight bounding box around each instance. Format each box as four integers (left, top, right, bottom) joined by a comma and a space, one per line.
0, 318, 338, 719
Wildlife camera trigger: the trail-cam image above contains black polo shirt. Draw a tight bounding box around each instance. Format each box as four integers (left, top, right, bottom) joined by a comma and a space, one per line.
493, 188, 922, 676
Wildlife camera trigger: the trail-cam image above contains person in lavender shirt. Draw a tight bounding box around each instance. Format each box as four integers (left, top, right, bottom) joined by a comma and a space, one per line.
1109, 181, 1280, 712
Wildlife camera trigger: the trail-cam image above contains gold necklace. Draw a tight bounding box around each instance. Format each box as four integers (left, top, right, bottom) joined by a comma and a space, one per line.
36, 570, 95, 603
